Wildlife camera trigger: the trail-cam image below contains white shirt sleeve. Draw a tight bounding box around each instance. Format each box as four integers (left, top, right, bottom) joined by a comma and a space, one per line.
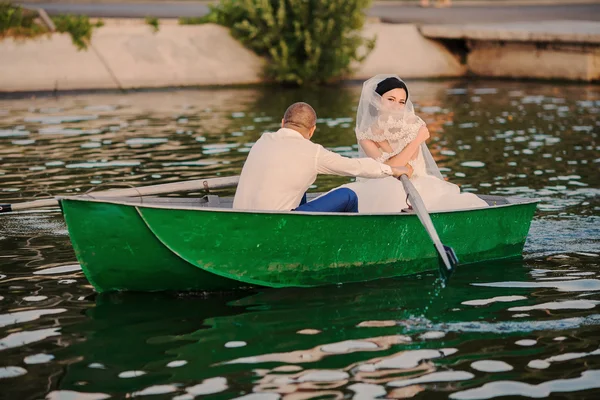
316, 146, 393, 178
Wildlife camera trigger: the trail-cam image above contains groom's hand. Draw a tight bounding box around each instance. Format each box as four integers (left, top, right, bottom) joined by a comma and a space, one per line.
391, 165, 413, 178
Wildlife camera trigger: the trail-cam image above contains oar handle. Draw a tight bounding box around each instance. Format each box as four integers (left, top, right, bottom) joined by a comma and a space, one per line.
0, 199, 58, 213
0, 175, 240, 215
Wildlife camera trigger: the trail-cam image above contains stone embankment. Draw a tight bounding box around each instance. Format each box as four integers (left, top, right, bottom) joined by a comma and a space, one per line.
420, 21, 600, 82
0, 18, 598, 92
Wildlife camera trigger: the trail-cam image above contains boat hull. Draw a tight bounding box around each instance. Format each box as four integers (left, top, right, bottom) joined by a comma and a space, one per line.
60, 198, 537, 292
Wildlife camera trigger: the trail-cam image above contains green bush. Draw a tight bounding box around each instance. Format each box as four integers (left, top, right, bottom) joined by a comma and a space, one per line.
0, 1, 45, 36
52, 15, 104, 51
0, 2, 103, 50
145, 16, 159, 33
179, 16, 206, 25
201, 0, 375, 85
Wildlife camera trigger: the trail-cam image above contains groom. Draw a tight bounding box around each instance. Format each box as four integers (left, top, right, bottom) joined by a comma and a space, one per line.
233, 102, 411, 212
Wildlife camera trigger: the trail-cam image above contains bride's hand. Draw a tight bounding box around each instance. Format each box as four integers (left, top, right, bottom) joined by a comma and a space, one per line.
390, 165, 414, 178
416, 126, 430, 142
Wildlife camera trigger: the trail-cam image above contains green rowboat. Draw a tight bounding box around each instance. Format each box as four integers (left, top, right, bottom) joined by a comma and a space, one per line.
58, 193, 537, 293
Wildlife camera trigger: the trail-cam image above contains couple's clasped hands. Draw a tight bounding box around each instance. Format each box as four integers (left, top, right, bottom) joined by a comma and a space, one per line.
387, 126, 430, 178
390, 164, 413, 179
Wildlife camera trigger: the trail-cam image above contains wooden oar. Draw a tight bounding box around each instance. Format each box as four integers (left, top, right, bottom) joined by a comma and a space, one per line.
0, 175, 240, 214
398, 174, 458, 280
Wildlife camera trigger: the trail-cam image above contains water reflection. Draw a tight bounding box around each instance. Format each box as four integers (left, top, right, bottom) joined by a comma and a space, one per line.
0, 261, 584, 399
0, 80, 599, 398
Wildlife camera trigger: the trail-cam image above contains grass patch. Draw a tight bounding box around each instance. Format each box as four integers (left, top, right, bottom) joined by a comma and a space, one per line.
0, 1, 103, 50
0, 1, 46, 37
179, 16, 207, 25
52, 15, 104, 50
145, 16, 159, 33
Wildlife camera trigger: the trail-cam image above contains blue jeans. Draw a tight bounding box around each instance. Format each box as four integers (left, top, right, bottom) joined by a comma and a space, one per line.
295, 188, 359, 213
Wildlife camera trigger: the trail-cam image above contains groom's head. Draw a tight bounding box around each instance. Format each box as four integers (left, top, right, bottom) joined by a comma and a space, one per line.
281, 102, 317, 139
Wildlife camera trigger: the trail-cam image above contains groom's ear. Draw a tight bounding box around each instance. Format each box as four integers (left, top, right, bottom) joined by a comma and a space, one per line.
281, 118, 285, 128
308, 125, 316, 139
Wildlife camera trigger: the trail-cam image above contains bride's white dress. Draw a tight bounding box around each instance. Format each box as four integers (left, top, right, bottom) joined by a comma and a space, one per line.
342, 149, 487, 213
340, 116, 488, 213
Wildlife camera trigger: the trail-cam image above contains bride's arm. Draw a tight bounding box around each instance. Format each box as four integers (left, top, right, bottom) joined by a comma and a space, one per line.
384, 126, 430, 167
359, 139, 384, 159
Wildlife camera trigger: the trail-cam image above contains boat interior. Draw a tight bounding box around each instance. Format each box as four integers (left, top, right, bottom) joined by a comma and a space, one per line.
77, 193, 529, 211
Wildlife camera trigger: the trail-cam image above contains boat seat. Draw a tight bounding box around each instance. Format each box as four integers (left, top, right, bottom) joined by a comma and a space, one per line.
200, 195, 221, 207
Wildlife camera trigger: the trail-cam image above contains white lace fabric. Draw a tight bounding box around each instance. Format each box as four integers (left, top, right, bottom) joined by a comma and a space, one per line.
358, 115, 425, 161
341, 74, 488, 212
354, 74, 443, 180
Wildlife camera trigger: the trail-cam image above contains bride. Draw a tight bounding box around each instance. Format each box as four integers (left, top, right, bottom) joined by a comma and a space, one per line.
340, 74, 488, 213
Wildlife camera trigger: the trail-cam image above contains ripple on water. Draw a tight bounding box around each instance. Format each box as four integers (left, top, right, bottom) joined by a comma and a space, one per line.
461, 161, 486, 168
515, 339, 537, 346
389, 371, 474, 387
45, 161, 65, 166
65, 161, 141, 169
416, 314, 600, 335
81, 142, 102, 149
23, 296, 48, 302
0, 366, 27, 379
419, 331, 446, 340
33, 264, 81, 275
185, 377, 228, 395
508, 300, 600, 312
118, 370, 146, 378
348, 383, 387, 399
321, 340, 378, 353
0, 129, 29, 137
297, 370, 349, 382
132, 385, 178, 397
528, 360, 551, 369
24, 115, 98, 124
473, 279, 600, 292
0, 309, 66, 328
162, 160, 219, 167
225, 341, 247, 348
202, 143, 240, 154
167, 360, 187, 368
39, 127, 101, 135
0, 328, 61, 351
46, 391, 110, 400
24, 353, 54, 364
84, 105, 117, 112
462, 295, 527, 306
450, 370, 600, 399
125, 138, 169, 146
360, 348, 457, 371
471, 360, 514, 372
232, 394, 280, 400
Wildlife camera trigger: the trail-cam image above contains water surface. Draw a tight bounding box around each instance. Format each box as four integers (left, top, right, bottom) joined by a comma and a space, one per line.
0, 80, 599, 399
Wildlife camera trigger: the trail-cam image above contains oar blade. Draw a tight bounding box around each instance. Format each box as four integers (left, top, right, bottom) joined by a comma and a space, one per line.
440, 244, 458, 279
444, 245, 459, 266
399, 175, 459, 281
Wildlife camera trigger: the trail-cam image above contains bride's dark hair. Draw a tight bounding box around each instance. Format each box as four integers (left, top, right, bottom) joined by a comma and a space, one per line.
375, 77, 409, 99
367, 77, 410, 119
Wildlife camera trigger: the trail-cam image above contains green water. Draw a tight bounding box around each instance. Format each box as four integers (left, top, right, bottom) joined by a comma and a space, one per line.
0, 80, 599, 399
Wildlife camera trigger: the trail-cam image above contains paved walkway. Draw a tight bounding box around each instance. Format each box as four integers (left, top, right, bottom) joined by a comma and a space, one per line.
17, 1, 600, 23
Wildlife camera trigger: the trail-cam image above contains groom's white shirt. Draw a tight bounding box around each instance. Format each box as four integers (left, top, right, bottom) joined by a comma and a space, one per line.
233, 128, 393, 211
